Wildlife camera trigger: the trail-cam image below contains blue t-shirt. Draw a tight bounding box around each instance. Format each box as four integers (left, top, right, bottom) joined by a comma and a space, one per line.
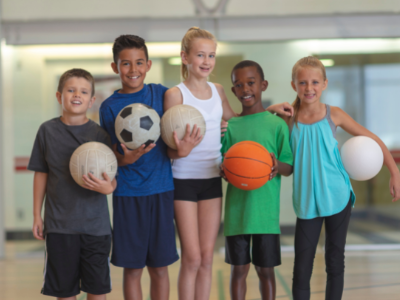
99, 84, 174, 197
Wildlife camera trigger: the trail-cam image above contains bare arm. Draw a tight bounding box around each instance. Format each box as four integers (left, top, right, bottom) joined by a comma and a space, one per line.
269, 153, 293, 179
32, 172, 47, 240
332, 106, 400, 202
164, 87, 202, 158
215, 83, 236, 121
266, 102, 294, 117
113, 143, 156, 167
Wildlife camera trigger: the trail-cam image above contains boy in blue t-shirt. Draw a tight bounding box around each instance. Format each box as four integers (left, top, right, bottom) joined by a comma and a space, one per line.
99, 35, 177, 300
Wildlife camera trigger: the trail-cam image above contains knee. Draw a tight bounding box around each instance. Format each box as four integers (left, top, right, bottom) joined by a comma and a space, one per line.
231, 265, 250, 281
148, 266, 168, 279
182, 254, 202, 272
124, 268, 143, 279
200, 251, 214, 270
255, 266, 275, 280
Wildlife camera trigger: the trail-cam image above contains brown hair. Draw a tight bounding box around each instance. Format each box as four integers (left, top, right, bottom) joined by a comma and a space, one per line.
291, 56, 327, 124
57, 68, 95, 97
180, 27, 217, 80
112, 35, 148, 63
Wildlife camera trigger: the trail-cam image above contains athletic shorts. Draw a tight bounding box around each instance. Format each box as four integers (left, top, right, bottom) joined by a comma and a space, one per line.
42, 233, 112, 298
174, 177, 222, 202
111, 190, 179, 269
225, 234, 281, 268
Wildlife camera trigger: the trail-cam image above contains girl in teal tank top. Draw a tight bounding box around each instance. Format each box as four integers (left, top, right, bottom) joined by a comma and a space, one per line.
288, 56, 400, 300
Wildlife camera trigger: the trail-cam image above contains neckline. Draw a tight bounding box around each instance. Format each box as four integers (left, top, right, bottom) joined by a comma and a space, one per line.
115, 84, 148, 97
181, 82, 213, 101
297, 104, 328, 125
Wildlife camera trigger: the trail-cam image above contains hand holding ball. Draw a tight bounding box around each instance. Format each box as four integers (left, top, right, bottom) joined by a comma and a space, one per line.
223, 141, 273, 190
340, 136, 383, 181
70, 142, 117, 187
161, 104, 206, 149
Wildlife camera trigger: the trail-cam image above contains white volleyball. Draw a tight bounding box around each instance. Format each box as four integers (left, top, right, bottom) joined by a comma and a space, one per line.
340, 136, 384, 181
160, 104, 206, 150
70, 142, 117, 187
115, 103, 161, 149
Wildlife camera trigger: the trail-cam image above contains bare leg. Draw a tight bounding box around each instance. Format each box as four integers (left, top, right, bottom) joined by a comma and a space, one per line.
195, 197, 222, 300
175, 201, 201, 300
87, 294, 106, 300
148, 266, 170, 300
255, 266, 276, 300
57, 297, 77, 300
230, 264, 250, 300
123, 268, 144, 300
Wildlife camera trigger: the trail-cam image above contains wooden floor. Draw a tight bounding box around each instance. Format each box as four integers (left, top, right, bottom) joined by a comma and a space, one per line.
1, 241, 400, 300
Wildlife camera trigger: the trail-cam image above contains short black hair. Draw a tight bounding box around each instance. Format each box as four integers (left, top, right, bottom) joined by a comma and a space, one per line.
112, 35, 149, 63
231, 60, 265, 82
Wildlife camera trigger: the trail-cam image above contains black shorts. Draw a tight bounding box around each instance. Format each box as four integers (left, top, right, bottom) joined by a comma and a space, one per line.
225, 234, 281, 268
174, 177, 222, 202
42, 233, 112, 298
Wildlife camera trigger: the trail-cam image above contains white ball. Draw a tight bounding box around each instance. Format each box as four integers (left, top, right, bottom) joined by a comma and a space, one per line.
340, 136, 383, 181
115, 103, 161, 149
70, 142, 117, 187
160, 104, 206, 150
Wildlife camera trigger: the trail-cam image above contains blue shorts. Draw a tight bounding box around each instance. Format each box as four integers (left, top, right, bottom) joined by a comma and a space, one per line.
111, 190, 179, 269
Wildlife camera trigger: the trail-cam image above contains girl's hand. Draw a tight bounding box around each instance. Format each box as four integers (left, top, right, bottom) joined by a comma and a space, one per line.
220, 162, 228, 182
82, 172, 115, 195
270, 153, 279, 180
267, 102, 294, 117
221, 120, 228, 137
389, 174, 400, 202
32, 216, 44, 240
174, 124, 203, 157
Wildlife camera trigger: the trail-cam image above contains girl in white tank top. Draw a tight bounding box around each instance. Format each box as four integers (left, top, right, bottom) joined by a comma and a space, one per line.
164, 27, 295, 300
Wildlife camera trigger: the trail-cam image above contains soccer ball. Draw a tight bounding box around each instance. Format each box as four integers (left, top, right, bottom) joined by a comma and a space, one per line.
115, 103, 161, 149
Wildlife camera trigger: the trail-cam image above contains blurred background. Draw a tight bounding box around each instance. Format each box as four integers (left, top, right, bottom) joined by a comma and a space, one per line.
1, 1, 400, 298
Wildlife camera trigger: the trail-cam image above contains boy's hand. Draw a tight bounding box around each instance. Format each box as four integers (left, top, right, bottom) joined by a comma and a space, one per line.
267, 102, 294, 117
32, 217, 44, 240
174, 124, 203, 157
220, 162, 229, 182
270, 153, 279, 180
113, 143, 156, 166
82, 172, 115, 195
221, 120, 228, 137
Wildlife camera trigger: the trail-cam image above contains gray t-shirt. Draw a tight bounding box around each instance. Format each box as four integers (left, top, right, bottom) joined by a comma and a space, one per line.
28, 117, 112, 236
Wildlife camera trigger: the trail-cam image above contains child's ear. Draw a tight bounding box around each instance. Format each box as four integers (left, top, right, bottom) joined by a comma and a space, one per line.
181, 51, 188, 65
111, 62, 119, 74
88, 96, 96, 108
146, 59, 152, 72
56, 91, 62, 105
322, 79, 328, 91
261, 80, 268, 91
291, 81, 297, 92
231, 86, 237, 97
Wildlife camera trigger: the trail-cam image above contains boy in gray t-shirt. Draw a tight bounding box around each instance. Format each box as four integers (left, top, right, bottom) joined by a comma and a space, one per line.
28, 69, 116, 299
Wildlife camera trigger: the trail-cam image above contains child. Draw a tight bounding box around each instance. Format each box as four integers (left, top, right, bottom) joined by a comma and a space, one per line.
164, 28, 293, 300
29, 68, 117, 300
99, 35, 177, 300
221, 60, 293, 300
288, 56, 400, 300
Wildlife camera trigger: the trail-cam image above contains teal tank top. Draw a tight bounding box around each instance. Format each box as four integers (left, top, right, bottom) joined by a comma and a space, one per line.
290, 105, 355, 219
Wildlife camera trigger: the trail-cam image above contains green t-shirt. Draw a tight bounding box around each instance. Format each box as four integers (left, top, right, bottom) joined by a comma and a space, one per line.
221, 111, 293, 236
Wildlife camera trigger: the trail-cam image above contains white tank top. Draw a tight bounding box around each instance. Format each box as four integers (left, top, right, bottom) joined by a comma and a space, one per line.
172, 82, 223, 179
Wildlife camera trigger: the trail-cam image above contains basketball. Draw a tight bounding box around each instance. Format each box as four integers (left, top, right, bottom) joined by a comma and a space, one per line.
115, 103, 161, 149
160, 104, 206, 150
340, 136, 383, 181
223, 141, 273, 190
69, 142, 118, 187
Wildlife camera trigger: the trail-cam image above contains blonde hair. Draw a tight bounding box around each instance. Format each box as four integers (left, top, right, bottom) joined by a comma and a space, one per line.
180, 27, 217, 80
291, 56, 327, 124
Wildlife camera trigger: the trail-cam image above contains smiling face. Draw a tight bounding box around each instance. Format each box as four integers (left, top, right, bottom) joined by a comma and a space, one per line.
182, 38, 216, 79
291, 66, 328, 104
231, 66, 268, 109
111, 48, 152, 94
56, 77, 95, 118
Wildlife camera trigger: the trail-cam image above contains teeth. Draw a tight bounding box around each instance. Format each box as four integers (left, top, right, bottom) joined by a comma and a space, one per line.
72, 101, 81, 104
129, 76, 139, 79
243, 96, 251, 99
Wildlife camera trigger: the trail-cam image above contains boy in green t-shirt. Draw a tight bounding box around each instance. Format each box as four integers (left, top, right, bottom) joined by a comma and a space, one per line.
221, 60, 293, 300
